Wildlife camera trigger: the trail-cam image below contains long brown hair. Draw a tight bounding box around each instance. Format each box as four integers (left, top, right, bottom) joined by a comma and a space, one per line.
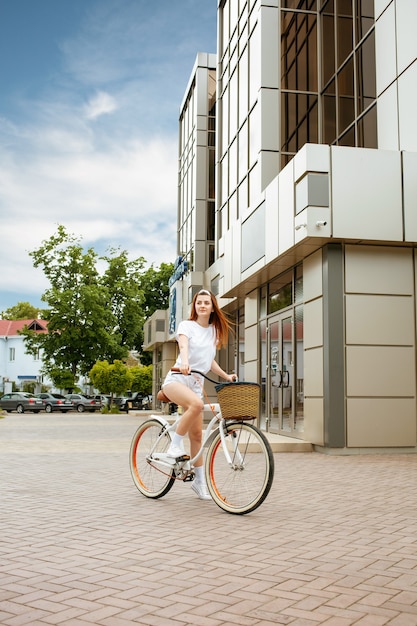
189, 289, 233, 348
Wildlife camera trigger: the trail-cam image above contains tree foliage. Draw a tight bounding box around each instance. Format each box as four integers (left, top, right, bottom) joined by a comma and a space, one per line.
21, 225, 173, 383
89, 360, 132, 399
49, 368, 76, 392
2, 302, 44, 320
130, 365, 153, 395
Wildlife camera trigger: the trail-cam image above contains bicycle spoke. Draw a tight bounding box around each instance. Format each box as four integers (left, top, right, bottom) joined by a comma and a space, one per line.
206, 422, 274, 514
129, 419, 175, 499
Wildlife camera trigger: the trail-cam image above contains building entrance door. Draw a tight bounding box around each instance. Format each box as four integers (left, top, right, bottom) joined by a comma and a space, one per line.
267, 313, 295, 434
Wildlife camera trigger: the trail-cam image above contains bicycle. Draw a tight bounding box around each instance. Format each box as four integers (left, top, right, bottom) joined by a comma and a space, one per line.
129, 371, 274, 515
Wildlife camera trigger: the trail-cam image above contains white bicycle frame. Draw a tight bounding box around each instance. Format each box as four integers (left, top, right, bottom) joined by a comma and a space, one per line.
147, 403, 245, 474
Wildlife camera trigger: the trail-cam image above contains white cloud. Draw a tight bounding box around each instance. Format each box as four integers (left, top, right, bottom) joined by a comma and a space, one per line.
0, 128, 178, 309
0, 0, 217, 312
84, 91, 118, 120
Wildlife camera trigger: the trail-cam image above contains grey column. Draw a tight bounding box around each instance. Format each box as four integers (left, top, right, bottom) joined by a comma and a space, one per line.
322, 244, 345, 447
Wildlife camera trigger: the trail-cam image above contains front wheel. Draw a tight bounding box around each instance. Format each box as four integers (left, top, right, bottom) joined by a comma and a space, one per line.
45, 404, 53, 413
205, 422, 274, 515
16, 404, 25, 414
130, 418, 175, 499
77, 404, 84, 413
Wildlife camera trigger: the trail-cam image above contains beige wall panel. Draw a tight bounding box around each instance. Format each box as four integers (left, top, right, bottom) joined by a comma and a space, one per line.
195, 147, 207, 198
345, 246, 414, 295
345, 294, 415, 346
244, 360, 258, 384
293, 143, 330, 182
374, 0, 391, 20
260, 89, 279, 151
403, 152, 417, 241
304, 347, 323, 396
346, 346, 415, 397
303, 250, 323, 302
278, 159, 295, 255
304, 298, 323, 350
304, 398, 324, 446
332, 147, 402, 241
260, 149, 280, 193
260, 6, 279, 89
265, 176, 279, 263
245, 292, 259, 327
245, 324, 258, 362
347, 398, 416, 447
375, 2, 397, 96
398, 62, 417, 152
377, 83, 399, 150
396, 1, 417, 76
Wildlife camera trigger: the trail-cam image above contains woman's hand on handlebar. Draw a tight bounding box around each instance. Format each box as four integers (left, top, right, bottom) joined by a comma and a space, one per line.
225, 373, 238, 383
179, 363, 191, 375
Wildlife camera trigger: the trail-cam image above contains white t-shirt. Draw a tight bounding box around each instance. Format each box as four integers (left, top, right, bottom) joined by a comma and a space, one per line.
174, 320, 217, 374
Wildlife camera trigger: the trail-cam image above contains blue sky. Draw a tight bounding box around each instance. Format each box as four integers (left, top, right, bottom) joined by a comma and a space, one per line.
0, 0, 217, 315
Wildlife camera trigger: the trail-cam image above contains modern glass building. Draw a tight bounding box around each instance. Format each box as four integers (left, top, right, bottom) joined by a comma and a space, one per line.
144, 0, 417, 453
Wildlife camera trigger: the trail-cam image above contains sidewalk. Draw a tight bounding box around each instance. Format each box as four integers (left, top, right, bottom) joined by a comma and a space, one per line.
1, 412, 417, 626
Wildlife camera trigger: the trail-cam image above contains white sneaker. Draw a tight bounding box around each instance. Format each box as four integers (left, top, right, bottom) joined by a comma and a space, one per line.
166, 444, 190, 460
191, 481, 212, 501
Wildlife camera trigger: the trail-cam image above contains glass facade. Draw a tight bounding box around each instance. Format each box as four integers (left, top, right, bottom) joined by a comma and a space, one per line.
178, 80, 195, 268
281, 0, 377, 167
258, 266, 305, 435
218, 0, 377, 213
218, 0, 259, 239
178, 64, 216, 273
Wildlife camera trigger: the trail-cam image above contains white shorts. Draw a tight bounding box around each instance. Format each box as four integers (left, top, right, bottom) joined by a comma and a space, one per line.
162, 371, 204, 398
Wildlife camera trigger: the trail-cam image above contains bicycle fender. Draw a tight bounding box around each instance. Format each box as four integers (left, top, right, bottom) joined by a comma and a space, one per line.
203, 420, 255, 449
148, 414, 170, 428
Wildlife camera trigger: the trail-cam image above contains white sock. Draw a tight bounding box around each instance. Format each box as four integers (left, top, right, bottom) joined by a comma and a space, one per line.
194, 466, 205, 484
171, 433, 184, 449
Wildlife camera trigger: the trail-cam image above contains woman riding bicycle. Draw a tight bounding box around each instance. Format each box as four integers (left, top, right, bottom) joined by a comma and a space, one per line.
161, 288, 235, 500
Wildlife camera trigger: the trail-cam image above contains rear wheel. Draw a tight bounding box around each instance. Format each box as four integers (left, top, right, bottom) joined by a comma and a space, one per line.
130, 419, 175, 498
205, 422, 274, 515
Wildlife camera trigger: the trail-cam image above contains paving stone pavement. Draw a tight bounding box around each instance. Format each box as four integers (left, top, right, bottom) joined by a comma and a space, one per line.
1, 412, 417, 626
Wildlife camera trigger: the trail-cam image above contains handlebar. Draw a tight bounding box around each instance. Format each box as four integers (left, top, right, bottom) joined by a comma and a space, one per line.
171, 367, 237, 385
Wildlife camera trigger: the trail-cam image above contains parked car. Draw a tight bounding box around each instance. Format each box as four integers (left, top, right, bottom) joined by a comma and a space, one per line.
35, 393, 74, 413
87, 394, 109, 407
65, 394, 102, 413
119, 393, 152, 411
0, 392, 44, 414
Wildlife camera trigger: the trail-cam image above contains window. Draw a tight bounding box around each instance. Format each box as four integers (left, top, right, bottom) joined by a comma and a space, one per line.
9, 348, 15, 361
280, 0, 377, 167
156, 320, 165, 333
268, 271, 293, 314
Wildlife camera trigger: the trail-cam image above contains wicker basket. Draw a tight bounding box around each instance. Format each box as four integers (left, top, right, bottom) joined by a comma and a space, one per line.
215, 382, 260, 420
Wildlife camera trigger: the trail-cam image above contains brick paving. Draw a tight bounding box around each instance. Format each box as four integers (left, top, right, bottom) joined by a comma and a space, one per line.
1, 412, 417, 626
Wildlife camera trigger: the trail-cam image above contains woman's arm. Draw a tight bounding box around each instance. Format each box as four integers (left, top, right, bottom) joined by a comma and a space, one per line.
210, 359, 236, 382
177, 334, 191, 375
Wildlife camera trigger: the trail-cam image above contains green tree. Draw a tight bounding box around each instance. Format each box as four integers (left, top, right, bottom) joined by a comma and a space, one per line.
101, 249, 146, 352
21, 225, 174, 381
136, 262, 173, 364
89, 360, 132, 404
21, 225, 123, 378
141, 262, 174, 318
49, 368, 76, 392
130, 365, 153, 395
2, 302, 44, 320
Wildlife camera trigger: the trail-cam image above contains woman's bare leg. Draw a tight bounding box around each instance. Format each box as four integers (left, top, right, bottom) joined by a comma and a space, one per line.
163, 382, 204, 465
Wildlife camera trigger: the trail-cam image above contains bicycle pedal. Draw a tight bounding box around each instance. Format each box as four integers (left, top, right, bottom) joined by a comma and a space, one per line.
175, 454, 190, 462
182, 472, 195, 482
